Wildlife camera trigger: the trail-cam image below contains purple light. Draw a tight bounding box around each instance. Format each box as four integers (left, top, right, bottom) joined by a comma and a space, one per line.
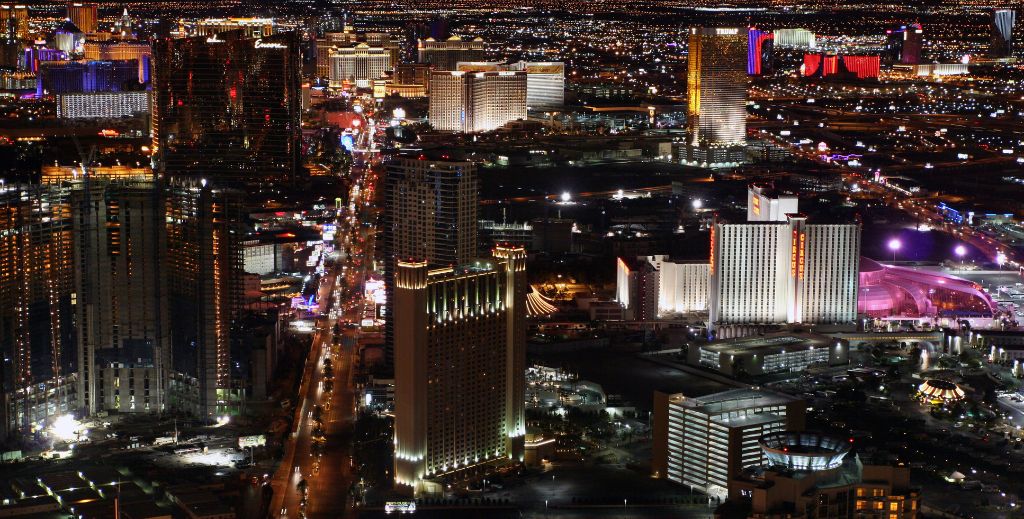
887, 239, 902, 251
954, 245, 967, 257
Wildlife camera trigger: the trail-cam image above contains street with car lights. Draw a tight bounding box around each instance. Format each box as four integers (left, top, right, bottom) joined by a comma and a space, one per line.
269, 146, 381, 519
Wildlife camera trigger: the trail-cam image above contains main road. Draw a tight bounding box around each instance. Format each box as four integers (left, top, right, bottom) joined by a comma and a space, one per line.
270, 146, 382, 519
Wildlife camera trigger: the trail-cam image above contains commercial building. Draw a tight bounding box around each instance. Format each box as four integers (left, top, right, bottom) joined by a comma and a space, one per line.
748, 28, 773, 76
615, 255, 709, 319
66, 2, 98, 34
747, 184, 798, 222
709, 193, 861, 336
615, 256, 659, 321
1, 172, 248, 437
164, 179, 245, 419
381, 156, 479, 363
0, 186, 76, 443
54, 19, 84, 54
418, 35, 485, 71
329, 43, 394, 88
37, 59, 141, 96
429, 70, 526, 132
153, 30, 302, 186
651, 388, 805, 499
393, 246, 526, 496
773, 28, 816, 49
56, 91, 149, 119
394, 63, 431, 88
990, 9, 1016, 59
858, 257, 997, 320
729, 433, 920, 518
70, 176, 169, 416
41, 164, 151, 183
689, 333, 849, 377
683, 27, 748, 168
0, 4, 29, 40
456, 61, 564, 109
188, 17, 274, 39
886, 24, 923, 64
83, 41, 151, 83
803, 53, 881, 79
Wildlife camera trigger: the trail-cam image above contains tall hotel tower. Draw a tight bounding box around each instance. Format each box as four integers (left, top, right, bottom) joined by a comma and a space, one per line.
709, 185, 861, 338
683, 27, 749, 168
991, 9, 1016, 59
429, 70, 527, 132
381, 156, 478, 364
393, 245, 526, 497
153, 30, 302, 186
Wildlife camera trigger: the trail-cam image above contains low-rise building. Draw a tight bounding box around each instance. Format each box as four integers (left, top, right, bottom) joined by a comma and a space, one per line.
689, 332, 849, 378
728, 433, 920, 518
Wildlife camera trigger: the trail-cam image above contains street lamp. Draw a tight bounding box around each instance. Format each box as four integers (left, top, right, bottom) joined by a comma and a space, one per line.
955, 244, 967, 270
888, 238, 901, 263
997, 252, 1007, 270
560, 192, 571, 203
692, 199, 703, 210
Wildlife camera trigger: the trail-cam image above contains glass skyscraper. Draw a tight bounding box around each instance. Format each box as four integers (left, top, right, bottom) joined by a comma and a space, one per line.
153, 30, 302, 186
683, 27, 748, 168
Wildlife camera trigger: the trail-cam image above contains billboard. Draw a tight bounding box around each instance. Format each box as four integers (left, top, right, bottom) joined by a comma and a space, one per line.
238, 435, 266, 448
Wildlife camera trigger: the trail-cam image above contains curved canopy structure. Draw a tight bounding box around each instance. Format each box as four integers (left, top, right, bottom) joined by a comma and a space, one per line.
759, 432, 851, 472
858, 257, 997, 319
918, 379, 965, 402
526, 286, 558, 317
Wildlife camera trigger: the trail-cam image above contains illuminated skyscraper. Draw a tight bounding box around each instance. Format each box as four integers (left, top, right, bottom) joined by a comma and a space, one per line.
709, 191, 860, 338
429, 70, 526, 132
684, 27, 748, 168
886, 24, 923, 64
773, 28, 815, 49
153, 30, 302, 186
329, 43, 394, 88
456, 61, 564, 109
66, 2, 97, 34
0, 4, 29, 41
381, 156, 478, 364
164, 179, 245, 419
747, 28, 773, 76
991, 9, 1016, 59
393, 245, 526, 496
0, 185, 76, 442
418, 35, 485, 71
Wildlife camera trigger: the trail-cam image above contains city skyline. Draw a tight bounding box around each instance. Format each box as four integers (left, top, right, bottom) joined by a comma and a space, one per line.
0, 2, 1020, 518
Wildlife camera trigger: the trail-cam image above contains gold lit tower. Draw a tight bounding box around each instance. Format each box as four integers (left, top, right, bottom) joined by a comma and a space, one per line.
684, 27, 749, 168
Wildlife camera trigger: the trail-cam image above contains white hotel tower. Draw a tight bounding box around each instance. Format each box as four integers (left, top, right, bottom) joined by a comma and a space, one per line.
708, 185, 860, 337
429, 70, 527, 132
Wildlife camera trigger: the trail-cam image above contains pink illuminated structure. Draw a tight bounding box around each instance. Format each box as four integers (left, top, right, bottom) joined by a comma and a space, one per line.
858, 257, 997, 319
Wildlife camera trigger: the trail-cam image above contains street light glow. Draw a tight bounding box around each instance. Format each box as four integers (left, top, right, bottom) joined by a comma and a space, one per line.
887, 239, 901, 251
954, 245, 967, 257
560, 192, 571, 203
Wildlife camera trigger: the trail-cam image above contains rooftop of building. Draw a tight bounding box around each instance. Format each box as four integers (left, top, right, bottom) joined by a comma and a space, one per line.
717, 214, 859, 226
749, 182, 796, 200
701, 332, 838, 356
668, 387, 800, 416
